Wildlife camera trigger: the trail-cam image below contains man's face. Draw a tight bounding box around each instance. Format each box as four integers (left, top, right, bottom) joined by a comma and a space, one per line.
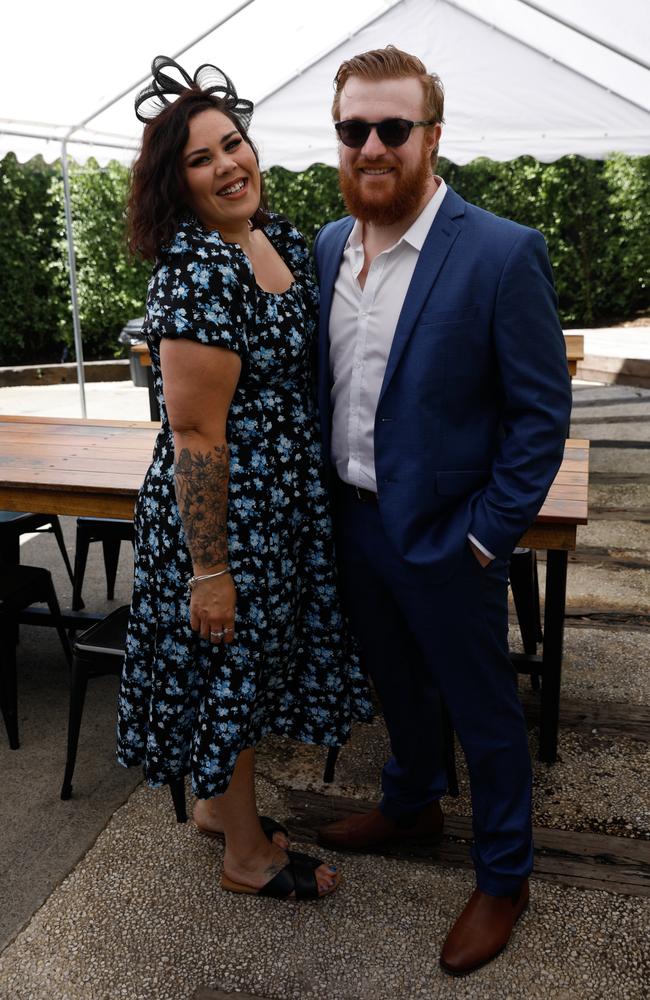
337, 75, 441, 225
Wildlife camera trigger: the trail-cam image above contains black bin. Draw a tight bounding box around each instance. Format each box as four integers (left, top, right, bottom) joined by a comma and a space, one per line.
118, 318, 147, 387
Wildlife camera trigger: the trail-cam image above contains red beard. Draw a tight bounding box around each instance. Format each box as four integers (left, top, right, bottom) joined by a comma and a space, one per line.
339, 146, 433, 225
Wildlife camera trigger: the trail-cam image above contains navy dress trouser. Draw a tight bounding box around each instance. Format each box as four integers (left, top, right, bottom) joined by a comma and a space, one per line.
335, 488, 533, 896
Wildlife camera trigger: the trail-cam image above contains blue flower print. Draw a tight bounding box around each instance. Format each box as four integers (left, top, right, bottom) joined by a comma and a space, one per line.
117, 213, 372, 799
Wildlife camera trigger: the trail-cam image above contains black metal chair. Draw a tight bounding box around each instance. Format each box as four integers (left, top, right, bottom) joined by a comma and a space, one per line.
60, 603, 186, 822
0, 563, 72, 749
71, 517, 135, 611
509, 548, 543, 690
0, 511, 74, 586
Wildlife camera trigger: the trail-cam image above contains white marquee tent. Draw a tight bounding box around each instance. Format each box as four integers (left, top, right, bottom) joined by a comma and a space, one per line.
4, 0, 649, 167
2, 0, 649, 411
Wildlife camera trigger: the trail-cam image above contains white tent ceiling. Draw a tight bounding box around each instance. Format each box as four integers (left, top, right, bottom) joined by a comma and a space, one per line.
3, 0, 649, 169
3, 0, 648, 417
255, 0, 650, 166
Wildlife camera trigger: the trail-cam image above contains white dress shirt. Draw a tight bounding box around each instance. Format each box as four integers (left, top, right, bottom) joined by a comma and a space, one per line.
328, 177, 494, 560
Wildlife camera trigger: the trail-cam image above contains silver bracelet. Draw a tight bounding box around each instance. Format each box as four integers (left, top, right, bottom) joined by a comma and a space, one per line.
188, 566, 231, 592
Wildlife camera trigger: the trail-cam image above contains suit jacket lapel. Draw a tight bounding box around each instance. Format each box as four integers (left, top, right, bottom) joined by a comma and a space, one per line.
317, 217, 354, 373
316, 218, 354, 468
378, 187, 465, 405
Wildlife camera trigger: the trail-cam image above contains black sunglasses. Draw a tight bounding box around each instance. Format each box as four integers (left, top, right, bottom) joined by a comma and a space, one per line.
334, 117, 435, 148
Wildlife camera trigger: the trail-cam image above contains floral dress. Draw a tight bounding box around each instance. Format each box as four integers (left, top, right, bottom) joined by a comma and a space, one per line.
116, 214, 371, 799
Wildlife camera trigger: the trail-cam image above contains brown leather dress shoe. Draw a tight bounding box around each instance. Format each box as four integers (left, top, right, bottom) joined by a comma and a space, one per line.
316, 801, 444, 851
440, 880, 529, 976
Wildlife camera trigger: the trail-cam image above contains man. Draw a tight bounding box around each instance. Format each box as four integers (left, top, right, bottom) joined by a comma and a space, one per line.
313, 46, 572, 975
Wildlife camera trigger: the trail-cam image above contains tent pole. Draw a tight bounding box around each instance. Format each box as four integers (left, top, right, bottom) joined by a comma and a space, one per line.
61, 140, 87, 418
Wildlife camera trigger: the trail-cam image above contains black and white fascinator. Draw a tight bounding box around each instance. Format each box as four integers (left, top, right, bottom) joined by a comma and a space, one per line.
135, 55, 254, 128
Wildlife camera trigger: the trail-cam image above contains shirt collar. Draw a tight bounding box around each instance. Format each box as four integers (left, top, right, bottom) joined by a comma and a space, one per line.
346, 176, 448, 254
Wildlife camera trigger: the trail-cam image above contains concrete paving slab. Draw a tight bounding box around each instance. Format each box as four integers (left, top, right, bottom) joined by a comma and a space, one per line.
587, 483, 650, 512
0, 381, 151, 421
556, 561, 650, 614
0, 520, 140, 951
537, 552, 650, 614
588, 447, 650, 477
559, 628, 650, 706
576, 519, 650, 551
571, 385, 650, 412
576, 424, 650, 444
579, 328, 650, 361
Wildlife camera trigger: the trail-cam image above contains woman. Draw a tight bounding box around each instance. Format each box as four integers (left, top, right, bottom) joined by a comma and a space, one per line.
117, 57, 371, 900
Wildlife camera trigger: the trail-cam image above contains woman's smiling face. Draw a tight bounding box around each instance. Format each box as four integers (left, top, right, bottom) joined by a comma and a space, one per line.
181, 108, 261, 234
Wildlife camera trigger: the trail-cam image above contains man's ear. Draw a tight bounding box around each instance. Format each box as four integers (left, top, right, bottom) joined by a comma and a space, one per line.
425, 123, 442, 155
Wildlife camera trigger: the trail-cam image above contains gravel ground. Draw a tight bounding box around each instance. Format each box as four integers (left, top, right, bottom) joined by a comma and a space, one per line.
559, 628, 650, 705
587, 484, 650, 510
573, 424, 650, 444
543, 561, 650, 613
589, 448, 650, 477
575, 518, 650, 552
258, 705, 650, 842
0, 778, 648, 1000
1, 381, 648, 998
571, 385, 650, 410
425, 730, 650, 840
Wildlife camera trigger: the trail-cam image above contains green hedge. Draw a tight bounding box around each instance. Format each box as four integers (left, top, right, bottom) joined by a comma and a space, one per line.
49, 160, 151, 360
0, 152, 648, 365
0, 154, 65, 363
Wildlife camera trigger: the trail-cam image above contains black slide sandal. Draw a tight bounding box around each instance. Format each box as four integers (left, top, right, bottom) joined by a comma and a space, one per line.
221, 849, 335, 900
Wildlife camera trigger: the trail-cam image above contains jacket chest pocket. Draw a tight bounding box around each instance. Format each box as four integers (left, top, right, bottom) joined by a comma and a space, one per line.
416, 312, 488, 374
418, 304, 480, 327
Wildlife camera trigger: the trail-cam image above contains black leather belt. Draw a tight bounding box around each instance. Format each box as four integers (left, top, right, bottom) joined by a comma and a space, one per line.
337, 478, 378, 504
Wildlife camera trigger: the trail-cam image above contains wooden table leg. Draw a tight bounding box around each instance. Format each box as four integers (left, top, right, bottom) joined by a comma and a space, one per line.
539, 548, 568, 763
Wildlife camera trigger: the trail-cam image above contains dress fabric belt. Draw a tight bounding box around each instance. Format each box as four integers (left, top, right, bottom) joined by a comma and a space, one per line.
336, 477, 379, 504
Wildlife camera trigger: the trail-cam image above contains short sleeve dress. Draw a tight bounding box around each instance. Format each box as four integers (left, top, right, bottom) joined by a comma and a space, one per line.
116, 213, 372, 799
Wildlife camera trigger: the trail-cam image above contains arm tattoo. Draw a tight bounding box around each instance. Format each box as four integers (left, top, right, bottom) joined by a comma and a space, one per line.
174, 444, 229, 569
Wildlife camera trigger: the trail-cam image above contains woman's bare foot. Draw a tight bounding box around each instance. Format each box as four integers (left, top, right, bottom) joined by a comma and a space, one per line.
223, 842, 340, 898
193, 799, 289, 850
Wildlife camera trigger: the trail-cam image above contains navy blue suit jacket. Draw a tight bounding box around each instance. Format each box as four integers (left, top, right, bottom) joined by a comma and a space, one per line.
314, 185, 572, 582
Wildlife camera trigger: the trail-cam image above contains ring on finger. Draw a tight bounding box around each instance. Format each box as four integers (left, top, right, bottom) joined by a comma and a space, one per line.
210, 629, 225, 639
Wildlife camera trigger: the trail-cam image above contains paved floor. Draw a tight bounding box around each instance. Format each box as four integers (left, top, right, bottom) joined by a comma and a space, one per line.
0, 380, 152, 420
579, 327, 650, 361
0, 380, 649, 999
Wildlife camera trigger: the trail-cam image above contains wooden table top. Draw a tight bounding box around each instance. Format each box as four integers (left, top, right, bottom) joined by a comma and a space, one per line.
0, 415, 159, 519
0, 416, 588, 548
521, 437, 589, 550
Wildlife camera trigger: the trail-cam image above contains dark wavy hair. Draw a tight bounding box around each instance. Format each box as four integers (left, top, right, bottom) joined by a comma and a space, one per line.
127, 90, 269, 260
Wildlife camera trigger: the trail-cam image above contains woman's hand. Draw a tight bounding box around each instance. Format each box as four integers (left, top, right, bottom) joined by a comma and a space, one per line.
190, 572, 237, 645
